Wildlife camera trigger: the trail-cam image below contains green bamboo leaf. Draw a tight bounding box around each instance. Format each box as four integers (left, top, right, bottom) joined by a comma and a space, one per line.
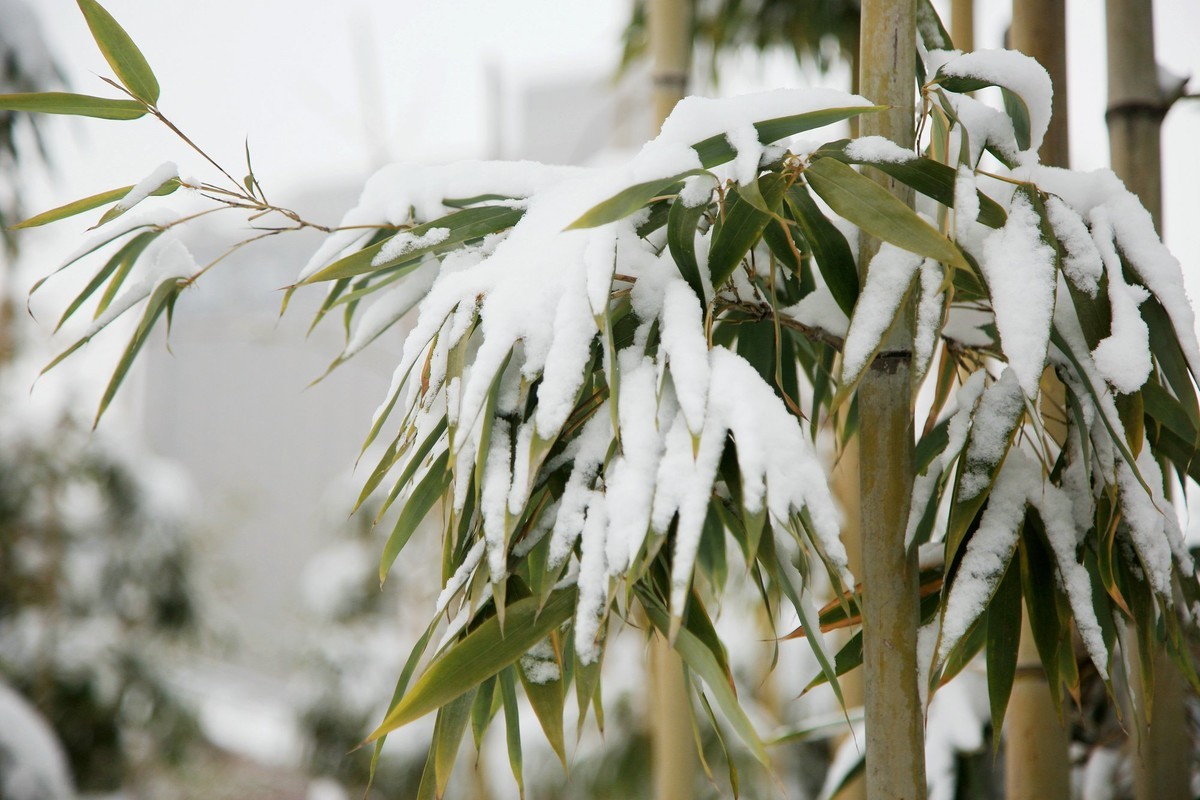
518, 636, 567, 767
690, 105, 886, 168
708, 173, 787, 288
1001, 88, 1032, 152
470, 676, 498, 750
1019, 524, 1064, 708
785, 183, 859, 316
76, 0, 160, 104
917, 0, 953, 51
303, 206, 523, 284
55, 230, 158, 332
499, 666, 525, 799
367, 587, 577, 740
370, 417, 448, 522
366, 615, 440, 792
95, 177, 180, 227
379, 448, 451, 583
666, 198, 710, 304
574, 629, 605, 737
433, 689, 477, 797
14, 186, 136, 229
566, 169, 707, 230
640, 591, 769, 766
985, 553, 1022, 746
818, 141, 1007, 228
0, 92, 145, 120
94, 278, 180, 426
805, 157, 967, 268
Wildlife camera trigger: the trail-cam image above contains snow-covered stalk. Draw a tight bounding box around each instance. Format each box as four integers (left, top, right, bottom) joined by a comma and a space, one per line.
857, 2, 927, 799
1006, 4, 1072, 796
1107, 3, 1190, 797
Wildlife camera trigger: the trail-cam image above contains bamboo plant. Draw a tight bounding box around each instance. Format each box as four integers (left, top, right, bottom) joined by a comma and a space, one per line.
8, 2, 1200, 796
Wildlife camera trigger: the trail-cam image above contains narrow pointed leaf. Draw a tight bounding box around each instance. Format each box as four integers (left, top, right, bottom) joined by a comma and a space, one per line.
985, 554, 1022, 742
380, 448, 451, 583
785, 184, 859, 315
566, 169, 707, 230
15, 186, 131, 229
518, 641, 568, 767
433, 689, 477, 797
640, 590, 769, 765
304, 206, 523, 284
805, 157, 966, 268
94, 278, 179, 425
817, 141, 1007, 228
499, 666, 524, 798
368, 587, 577, 739
77, 0, 160, 104
666, 198, 710, 304
708, 173, 787, 288
690, 106, 886, 168
0, 92, 145, 120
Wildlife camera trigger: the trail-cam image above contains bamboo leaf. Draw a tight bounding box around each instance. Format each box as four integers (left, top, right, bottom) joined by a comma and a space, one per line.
14, 185, 154, 229
708, 173, 787, 288
433, 689, 477, 797
985, 553, 1022, 744
499, 666, 525, 799
379, 448, 451, 583
303, 206, 523, 284
690, 106, 886, 168
367, 587, 577, 739
785, 184, 859, 316
805, 157, 967, 268
94, 278, 180, 426
640, 592, 769, 766
95, 177, 180, 227
76, 0, 160, 104
817, 141, 1007, 228
666, 197, 710, 304
566, 170, 707, 230
518, 636, 568, 767
0, 92, 145, 120
56, 231, 158, 332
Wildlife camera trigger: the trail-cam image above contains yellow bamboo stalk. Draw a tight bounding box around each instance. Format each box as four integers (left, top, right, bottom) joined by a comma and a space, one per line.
647, 2, 697, 798
857, 4, 926, 799
1006, 4, 1075, 797
1105, 3, 1190, 798
950, 0, 973, 52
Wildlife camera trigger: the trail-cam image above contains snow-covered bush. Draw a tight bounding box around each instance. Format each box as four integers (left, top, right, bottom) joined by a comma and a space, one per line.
7, 2, 1200, 795
0, 383, 200, 791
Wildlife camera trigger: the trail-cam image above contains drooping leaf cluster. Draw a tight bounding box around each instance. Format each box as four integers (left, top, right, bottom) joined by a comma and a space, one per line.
12, 2, 1200, 794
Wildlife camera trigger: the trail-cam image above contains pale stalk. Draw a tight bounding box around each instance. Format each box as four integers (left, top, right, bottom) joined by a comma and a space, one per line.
1106, 2, 1190, 796
1005, 4, 1074, 797
648, 1, 697, 797
831, 433, 866, 800
857, 3, 926, 799
950, 0, 973, 52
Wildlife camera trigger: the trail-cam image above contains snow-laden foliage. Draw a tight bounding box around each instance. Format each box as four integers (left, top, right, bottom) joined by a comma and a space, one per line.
14, 2, 1200, 791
